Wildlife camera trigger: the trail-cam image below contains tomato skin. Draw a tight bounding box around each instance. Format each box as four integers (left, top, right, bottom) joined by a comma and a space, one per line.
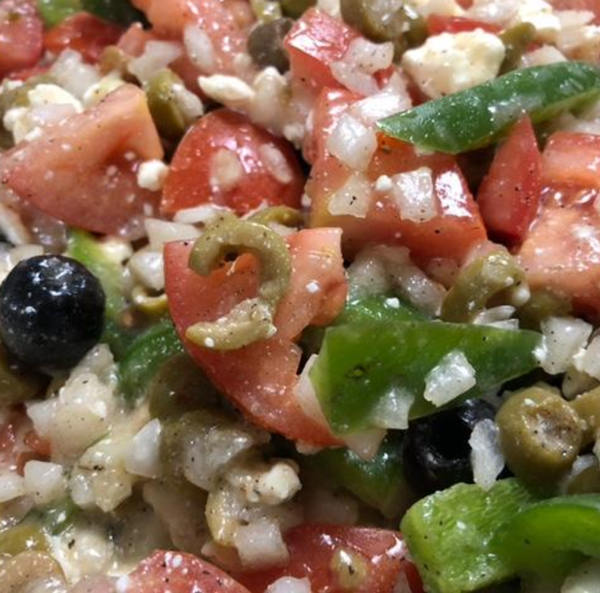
162, 109, 304, 216
44, 13, 123, 63
237, 525, 423, 593
0, 85, 163, 239
308, 89, 487, 263
477, 116, 542, 245
127, 551, 252, 593
427, 15, 501, 34
164, 229, 347, 446
0, 0, 44, 79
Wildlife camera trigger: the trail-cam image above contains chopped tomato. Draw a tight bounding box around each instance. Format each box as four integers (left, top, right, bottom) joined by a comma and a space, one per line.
132, 0, 254, 74
542, 132, 600, 191
164, 228, 347, 446
0, 85, 163, 239
308, 89, 487, 263
518, 200, 600, 317
0, 0, 44, 79
427, 15, 501, 34
44, 13, 123, 64
549, 0, 600, 22
162, 109, 304, 216
477, 116, 542, 245
6, 65, 49, 81
237, 525, 423, 593
0, 410, 50, 475
127, 551, 252, 593
117, 22, 157, 56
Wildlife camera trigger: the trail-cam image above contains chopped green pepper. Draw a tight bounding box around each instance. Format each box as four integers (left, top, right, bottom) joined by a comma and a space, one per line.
311, 321, 542, 435
336, 294, 426, 325
80, 0, 145, 25
378, 62, 600, 154
492, 495, 600, 579
401, 480, 534, 593
118, 320, 185, 403
36, 0, 81, 27
309, 433, 415, 518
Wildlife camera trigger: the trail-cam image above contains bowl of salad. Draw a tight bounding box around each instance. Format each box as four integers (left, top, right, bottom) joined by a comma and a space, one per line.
1, 0, 600, 591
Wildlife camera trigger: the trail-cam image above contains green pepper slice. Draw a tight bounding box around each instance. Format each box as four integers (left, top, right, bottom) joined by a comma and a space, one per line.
336, 294, 426, 325
80, 0, 144, 25
36, 0, 81, 27
311, 321, 542, 435
401, 480, 534, 593
378, 62, 600, 154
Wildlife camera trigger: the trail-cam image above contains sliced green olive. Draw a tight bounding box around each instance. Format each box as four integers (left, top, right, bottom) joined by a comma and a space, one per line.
517, 288, 572, 331
131, 286, 169, 317
0, 523, 48, 556
500, 23, 537, 74
186, 217, 292, 350
0, 345, 45, 405
496, 386, 584, 490
564, 456, 600, 495
248, 18, 294, 72
441, 250, 527, 323
278, 0, 316, 19
249, 205, 304, 228
571, 387, 600, 447
251, 0, 283, 21
144, 69, 188, 140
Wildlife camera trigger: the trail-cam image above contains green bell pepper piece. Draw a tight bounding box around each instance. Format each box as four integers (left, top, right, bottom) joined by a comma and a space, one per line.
80, 0, 144, 25
310, 433, 415, 518
336, 294, 425, 325
118, 320, 185, 403
401, 480, 534, 593
378, 62, 600, 154
311, 321, 541, 435
492, 495, 600, 579
37, 0, 81, 27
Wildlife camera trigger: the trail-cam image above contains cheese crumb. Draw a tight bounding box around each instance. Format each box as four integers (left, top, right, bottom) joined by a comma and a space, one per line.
137, 160, 169, 192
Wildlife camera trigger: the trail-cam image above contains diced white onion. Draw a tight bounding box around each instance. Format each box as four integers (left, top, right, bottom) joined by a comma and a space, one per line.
562, 558, 600, 593
199, 75, 255, 105
124, 419, 162, 479
234, 519, 289, 569
23, 461, 67, 505
328, 172, 372, 218
326, 113, 377, 172
267, 577, 312, 593
173, 204, 230, 225
0, 472, 26, 503
342, 428, 387, 461
294, 355, 330, 429
145, 218, 201, 251
210, 148, 245, 192
128, 40, 183, 82
522, 45, 567, 67
370, 386, 414, 430
469, 419, 504, 491
184, 25, 217, 73
424, 350, 477, 407
49, 50, 101, 99
331, 61, 379, 96
344, 38, 394, 75
472, 306, 519, 330
575, 335, 600, 381
540, 316, 593, 375
259, 144, 294, 185
350, 73, 412, 125
391, 167, 437, 223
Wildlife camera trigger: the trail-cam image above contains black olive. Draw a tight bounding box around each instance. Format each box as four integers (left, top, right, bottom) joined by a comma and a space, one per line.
247, 18, 294, 73
402, 399, 496, 496
0, 255, 105, 372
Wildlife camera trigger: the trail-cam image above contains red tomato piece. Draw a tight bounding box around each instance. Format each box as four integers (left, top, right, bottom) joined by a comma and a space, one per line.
519, 201, 600, 317
162, 109, 304, 215
308, 89, 487, 263
285, 7, 359, 93
164, 228, 347, 446
0, 85, 163, 239
132, 0, 254, 73
0, 0, 44, 79
542, 132, 600, 190
0, 410, 50, 475
237, 525, 423, 593
117, 22, 157, 56
477, 116, 542, 245
44, 13, 123, 64
127, 551, 252, 593
549, 0, 600, 22
427, 15, 501, 34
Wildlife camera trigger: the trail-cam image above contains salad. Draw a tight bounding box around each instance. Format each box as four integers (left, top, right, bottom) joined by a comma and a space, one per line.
1, 0, 600, 591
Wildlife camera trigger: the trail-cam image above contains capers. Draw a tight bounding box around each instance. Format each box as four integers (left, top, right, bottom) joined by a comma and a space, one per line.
340, 0, 427, 60
144, 69, 188, 140
0, 344, 46, 405
248, 18, 294, 73
278, 0, 316, 19
500, 23, 537, 74
496, 386, 584, 489
441, 250, 527, 323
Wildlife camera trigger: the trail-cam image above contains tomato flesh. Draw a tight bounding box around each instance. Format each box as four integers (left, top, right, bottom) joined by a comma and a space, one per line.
427, 15, 501, 34
164, 228, 347, 446
477, 116, 542, 245
162, 109, 304, 216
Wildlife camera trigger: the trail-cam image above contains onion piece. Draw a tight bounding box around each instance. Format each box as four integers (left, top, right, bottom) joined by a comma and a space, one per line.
328, 172, 372, 218
469, 419, 504, 491
326, 113, 377, 172
540, 316, 592, 375
424, 350, 477, 407
391, 167, 437, 223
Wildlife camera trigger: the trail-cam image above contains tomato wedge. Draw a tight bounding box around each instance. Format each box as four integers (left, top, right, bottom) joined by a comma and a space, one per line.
164, 228, 347, 446
477, 116, 542, 245
162, 109, 304, 216
44, 13, 123, 64
0, 0, 44, 79
0, 85, 163, 239
127, 551, 251, 593
427, 15, 501, 34
237, 525, 423, 593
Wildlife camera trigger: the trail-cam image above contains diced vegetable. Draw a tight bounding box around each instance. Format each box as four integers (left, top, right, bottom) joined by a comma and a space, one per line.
144, 69, 189, 140
0, 522, 48, 556
36, 0, 80, 27
378, 63, 600, 154
336, 294, 426, 325
499, 23, 537, 75
401, 480, 534, 593
311, 321, 542, 435
81, 0, 145, 25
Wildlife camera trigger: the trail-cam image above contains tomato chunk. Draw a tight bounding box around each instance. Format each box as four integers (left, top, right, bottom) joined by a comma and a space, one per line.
477, 116, 542, 245
127, 551, 251, 593
308, 89, 486, 263
0, 85, 163, 238
549, 0, 600, 22
0, 0, 44, 79
427, 15, 501, 34
162, 109, 304, 216
164, 228, 347, 446
238, 525, 423, 593
44, 13, 123, 64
